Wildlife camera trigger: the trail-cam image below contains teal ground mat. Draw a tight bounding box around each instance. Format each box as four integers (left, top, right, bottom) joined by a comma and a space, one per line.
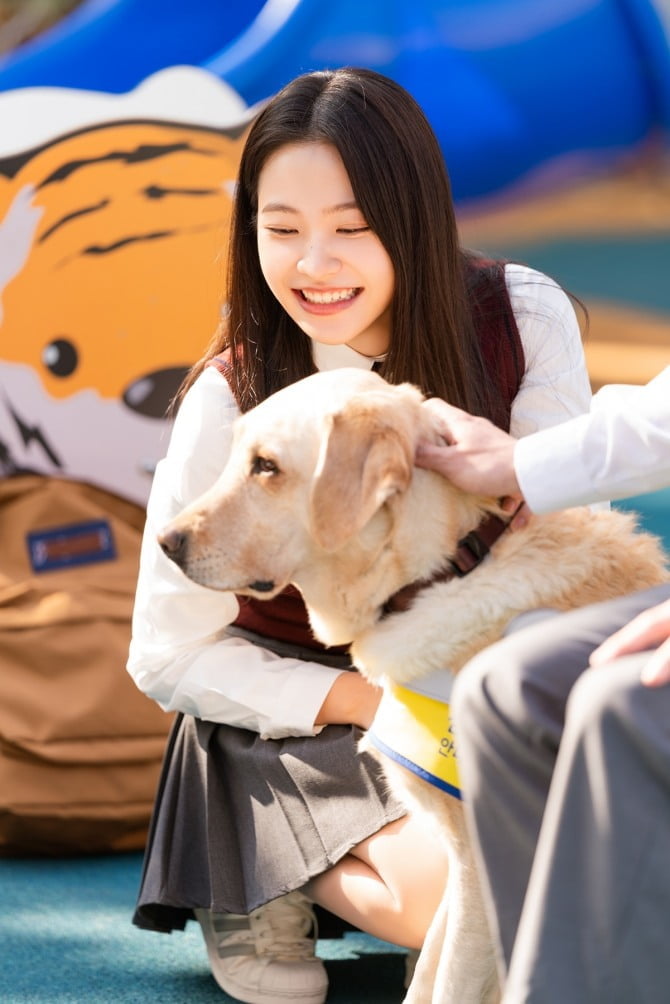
0, 854, 408, 1003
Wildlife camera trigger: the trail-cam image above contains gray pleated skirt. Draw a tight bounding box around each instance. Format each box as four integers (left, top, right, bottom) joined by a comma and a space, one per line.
133, 633, 405, 933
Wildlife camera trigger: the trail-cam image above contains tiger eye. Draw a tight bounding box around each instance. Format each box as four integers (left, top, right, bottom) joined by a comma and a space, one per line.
42, 338, 79, 377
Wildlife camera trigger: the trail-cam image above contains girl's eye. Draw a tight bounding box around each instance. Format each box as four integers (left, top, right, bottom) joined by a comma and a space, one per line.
338, 226, 370, 235
251, 455, 279, 476
266, 226, 297, 235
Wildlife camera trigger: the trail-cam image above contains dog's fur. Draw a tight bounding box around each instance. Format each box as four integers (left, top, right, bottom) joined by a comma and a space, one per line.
159, 368, 669, 1003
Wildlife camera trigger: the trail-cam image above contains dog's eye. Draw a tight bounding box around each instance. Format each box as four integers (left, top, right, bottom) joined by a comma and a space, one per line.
250, 455, 279, 476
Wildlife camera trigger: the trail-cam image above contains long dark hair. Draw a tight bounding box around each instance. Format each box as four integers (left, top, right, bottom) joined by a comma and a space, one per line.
179, 67, 514, 420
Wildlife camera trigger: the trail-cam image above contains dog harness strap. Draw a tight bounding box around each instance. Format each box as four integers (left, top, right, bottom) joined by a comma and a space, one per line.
449, 512, 508, 576
382, 512, 509, 616
368, 683, 461, 798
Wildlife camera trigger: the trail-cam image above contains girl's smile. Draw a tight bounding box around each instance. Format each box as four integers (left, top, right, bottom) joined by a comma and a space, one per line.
296, 286, 362, 311
256, 142, 394, 357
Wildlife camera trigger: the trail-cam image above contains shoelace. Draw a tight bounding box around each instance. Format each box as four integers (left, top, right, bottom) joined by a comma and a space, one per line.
251, 895, 319, 961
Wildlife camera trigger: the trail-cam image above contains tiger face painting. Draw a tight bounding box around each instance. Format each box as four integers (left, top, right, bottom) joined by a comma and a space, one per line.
0, 69, 251, 504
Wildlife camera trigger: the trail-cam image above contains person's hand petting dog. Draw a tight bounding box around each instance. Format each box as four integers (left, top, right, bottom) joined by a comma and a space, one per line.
590, 597, 670, 687
415, 398, 531, 529
417, 399, 670, 688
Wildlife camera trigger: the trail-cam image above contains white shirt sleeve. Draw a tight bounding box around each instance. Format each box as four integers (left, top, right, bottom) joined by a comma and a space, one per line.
505, 263, 593, 438
126, 365, 346, 740
515, 367, 670, 512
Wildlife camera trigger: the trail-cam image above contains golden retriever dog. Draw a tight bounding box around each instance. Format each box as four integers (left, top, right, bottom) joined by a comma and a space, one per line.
158, 368, 669, 1004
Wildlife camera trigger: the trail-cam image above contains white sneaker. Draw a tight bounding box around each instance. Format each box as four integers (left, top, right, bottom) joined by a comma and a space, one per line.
195, 891, 328, 1004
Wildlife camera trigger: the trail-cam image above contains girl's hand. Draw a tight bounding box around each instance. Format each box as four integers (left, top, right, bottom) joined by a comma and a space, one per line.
314, 671, 383, 730
589, 598, 670, 686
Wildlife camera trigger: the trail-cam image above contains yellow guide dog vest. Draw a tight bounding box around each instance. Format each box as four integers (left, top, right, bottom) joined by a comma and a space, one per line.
368, 679, 460, 799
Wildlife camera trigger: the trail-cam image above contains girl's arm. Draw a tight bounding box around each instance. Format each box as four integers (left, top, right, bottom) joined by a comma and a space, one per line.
315, 671, 382, 730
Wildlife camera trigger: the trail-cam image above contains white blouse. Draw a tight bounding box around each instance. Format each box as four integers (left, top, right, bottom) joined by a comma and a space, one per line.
127, 264, 592, 739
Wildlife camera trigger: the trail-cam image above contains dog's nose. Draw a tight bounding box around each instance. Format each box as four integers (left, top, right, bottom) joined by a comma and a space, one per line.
158, 527, 188, 567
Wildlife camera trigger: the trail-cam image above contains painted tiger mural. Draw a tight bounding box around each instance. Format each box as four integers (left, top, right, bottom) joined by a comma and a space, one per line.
0, 69, 251, 504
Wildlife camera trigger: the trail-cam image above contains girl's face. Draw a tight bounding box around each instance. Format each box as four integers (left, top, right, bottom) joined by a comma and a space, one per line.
256, 142, 394, 357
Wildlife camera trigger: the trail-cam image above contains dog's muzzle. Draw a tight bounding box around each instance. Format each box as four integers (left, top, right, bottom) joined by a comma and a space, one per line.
158, 527, 188, 569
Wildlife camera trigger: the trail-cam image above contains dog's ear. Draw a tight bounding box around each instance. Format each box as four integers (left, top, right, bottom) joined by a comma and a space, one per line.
310, 405, 413, 552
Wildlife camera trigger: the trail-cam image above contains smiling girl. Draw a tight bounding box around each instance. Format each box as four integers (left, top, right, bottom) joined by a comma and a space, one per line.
127, 67, 593, 1004
257, 142, 394, 357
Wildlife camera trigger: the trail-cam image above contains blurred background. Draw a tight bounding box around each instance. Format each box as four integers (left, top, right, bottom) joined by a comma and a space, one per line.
0, 0, 82, 53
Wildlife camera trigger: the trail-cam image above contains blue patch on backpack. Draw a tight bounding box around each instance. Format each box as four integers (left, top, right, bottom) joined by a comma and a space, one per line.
27, 520, 117, 572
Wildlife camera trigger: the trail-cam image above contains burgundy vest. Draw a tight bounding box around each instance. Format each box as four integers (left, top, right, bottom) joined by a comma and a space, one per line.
209, 256, 525, 653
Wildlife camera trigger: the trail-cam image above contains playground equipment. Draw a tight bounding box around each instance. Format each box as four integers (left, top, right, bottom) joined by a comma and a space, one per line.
0, 0, 668, 204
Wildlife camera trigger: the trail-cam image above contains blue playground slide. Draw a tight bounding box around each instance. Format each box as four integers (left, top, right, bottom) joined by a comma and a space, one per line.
0, 0, 668, 203
205, 0, 670, 202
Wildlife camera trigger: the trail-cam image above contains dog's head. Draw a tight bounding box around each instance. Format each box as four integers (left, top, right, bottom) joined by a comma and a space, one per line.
158, 368, 456, 640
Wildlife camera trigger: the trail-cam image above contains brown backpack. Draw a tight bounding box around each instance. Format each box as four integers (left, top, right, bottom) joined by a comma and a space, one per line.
0, 474, 172, 855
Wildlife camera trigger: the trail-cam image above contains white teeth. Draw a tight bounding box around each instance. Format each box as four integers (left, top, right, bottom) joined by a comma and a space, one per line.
301, 288, 358, 304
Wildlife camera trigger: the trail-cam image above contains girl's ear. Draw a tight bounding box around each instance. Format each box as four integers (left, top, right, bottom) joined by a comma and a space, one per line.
309, 405, 413, 553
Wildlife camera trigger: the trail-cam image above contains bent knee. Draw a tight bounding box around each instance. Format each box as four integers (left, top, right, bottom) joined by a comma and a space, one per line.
566, 656, 643, 734
452, 645, 499, 712
452, 633, 548, 731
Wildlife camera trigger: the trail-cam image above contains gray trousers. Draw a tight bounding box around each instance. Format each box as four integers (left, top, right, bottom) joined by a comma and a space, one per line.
450, 584, 670, 1004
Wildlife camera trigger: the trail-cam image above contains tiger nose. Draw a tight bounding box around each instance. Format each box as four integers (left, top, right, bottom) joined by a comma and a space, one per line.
123, 365, 190, 418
